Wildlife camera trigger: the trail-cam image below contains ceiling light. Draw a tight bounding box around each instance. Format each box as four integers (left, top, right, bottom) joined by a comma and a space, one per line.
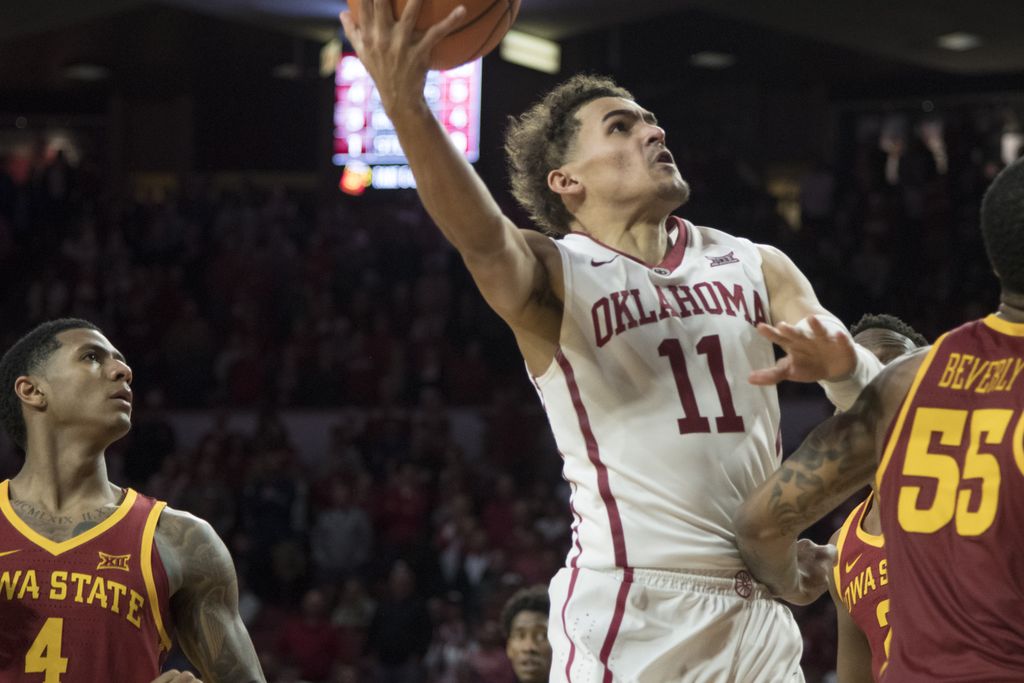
689, 51, 736, 69
936, 32, 982, 51
500, 30, 560, 74
62, 63, 111, 81
272, 63, 301, 79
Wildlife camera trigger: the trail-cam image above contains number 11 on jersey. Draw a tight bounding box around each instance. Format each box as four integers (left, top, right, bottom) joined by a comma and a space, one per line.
659, 335, 746, 434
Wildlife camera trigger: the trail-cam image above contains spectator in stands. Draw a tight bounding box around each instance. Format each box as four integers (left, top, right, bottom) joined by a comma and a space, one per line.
311, 480, 372, 584
501, 586, 551, 683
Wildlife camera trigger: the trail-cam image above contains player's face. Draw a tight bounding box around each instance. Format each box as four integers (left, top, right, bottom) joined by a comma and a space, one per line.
505, 610, 551, 683
559, 97, 690, 212
853, 329, 918, 364
32, 329, 134, 445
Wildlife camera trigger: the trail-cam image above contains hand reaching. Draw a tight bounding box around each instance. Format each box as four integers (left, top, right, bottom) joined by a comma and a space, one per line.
339, 0, 466, 110
749, 315, 857, 385
770, 539, 836, 606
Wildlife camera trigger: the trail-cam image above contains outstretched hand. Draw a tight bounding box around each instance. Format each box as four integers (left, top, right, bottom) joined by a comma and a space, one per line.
339, 0, 466, 109
771, 539, 836, 606
748, 315, 856, 385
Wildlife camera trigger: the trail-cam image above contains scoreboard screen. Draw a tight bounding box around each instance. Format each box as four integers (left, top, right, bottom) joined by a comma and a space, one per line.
332, 54, 482, 167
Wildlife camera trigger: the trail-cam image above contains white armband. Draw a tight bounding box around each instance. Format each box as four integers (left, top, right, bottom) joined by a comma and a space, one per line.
821, 341, 884, 411
791, 315, 885, 411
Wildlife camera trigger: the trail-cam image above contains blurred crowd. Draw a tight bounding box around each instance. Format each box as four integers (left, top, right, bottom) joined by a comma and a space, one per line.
0, 100, 1018, 682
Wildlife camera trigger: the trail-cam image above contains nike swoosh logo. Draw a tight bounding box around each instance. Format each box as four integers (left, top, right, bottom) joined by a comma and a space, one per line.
0, 549, 21, 558
591, 255, 619, 267
844, 553, 863, 574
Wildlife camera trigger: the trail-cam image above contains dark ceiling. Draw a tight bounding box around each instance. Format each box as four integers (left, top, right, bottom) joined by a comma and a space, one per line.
2, 0, 1023, 76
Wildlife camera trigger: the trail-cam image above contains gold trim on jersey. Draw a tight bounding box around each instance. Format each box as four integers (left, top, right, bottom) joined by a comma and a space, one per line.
832, 497, 859, 592
853, 491, 884, 549
1013, 410, 1024, 479
0, 480, 139, 556
876, 334, 948, 492
982, 314, 1024, 337
141, 500, 172, 653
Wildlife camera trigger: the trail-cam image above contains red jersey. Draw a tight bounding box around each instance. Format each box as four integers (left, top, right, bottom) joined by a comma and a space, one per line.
0, 480, 173, 683
833, 491, 889, 681
877, 315, 1024, 681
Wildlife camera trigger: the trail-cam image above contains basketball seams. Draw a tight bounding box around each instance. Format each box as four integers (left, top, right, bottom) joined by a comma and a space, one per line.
463, 0, 515, 65
447, 0, 503, 37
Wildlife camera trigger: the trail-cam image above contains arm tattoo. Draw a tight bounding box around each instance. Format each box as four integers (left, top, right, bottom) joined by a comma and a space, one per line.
767, 385, 883, 536
160, 511, 265, 683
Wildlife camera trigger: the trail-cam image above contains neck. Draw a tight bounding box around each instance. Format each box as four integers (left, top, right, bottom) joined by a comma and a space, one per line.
573, 211, 674, 264
11, 430, 117, 513
997, 291, 1024, 323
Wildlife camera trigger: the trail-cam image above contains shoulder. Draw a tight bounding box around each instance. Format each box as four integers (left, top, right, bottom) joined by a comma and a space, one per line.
872, 347, 929, 399
754, 243, 794, 272
847, 347, 930, 427
521, 228, 558, 251
154, 506, 234, 597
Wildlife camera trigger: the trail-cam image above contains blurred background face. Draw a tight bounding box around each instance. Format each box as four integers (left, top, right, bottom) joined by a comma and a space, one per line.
505, 609, 551, 683
32, 328, 133, 446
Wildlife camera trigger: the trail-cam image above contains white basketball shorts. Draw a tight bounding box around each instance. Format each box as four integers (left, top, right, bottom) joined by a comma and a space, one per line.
547, 566, 804, 683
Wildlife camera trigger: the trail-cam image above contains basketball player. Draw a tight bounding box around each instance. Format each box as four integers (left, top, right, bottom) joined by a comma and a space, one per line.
735, 157, 1024, 680
502, 585, 551, 683
826, 314, 926, 683
0, 319, 265, 682
339, 2, 884, 679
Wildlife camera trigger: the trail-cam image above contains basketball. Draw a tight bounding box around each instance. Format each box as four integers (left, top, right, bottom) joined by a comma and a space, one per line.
348, 0, 520, 71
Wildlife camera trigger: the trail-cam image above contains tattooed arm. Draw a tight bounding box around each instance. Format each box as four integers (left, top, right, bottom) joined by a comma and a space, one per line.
733, 350, 926, 604
156, 508, 266, 683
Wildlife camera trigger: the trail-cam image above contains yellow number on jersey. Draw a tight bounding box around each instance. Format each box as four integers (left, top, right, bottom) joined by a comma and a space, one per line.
898, 408, 1011, 536
876, 598, 892, 675
25, 617, 68, 683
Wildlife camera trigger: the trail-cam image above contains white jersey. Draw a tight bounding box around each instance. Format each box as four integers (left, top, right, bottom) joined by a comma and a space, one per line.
532, 217, 781, 572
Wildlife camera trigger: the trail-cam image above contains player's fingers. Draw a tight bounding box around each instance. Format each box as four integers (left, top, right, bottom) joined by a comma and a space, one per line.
339, 12, 363, 49
806, 315, 831, 337
397, 0, 424, 35
775, 321, 811, 340
150, 672, 186, 683
748, 363, 787, 386
755, 323, 788, 347
420, 4, 467, 49
369, 0, 398, 32
816, 543, 837, 564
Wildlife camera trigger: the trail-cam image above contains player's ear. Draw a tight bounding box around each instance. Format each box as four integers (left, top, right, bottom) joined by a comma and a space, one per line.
548, 167, 582, 197
15, 375, 47, 410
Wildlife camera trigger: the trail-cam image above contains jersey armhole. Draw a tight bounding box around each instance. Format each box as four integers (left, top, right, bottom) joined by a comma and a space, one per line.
529, 237, 573, 385
833, 501, 862, 591
141, 501, 173, 653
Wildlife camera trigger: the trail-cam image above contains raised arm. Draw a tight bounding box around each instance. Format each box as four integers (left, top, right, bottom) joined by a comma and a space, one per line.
157, 509, 265, 683
733, 351, 923, 603
752, 244, 884, 409
339, 0, 563, 370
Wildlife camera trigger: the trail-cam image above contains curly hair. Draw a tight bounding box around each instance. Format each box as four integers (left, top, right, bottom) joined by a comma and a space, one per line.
505, 74, 633, 236
849, 313, 928, 348
981, 157, 1024, 295
500, 584, 550, 639
0, 318, 100, 450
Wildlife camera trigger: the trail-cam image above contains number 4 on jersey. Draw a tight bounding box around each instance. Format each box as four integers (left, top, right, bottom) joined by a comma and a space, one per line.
659, 335, 746, 434
25, 617, 68, 683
